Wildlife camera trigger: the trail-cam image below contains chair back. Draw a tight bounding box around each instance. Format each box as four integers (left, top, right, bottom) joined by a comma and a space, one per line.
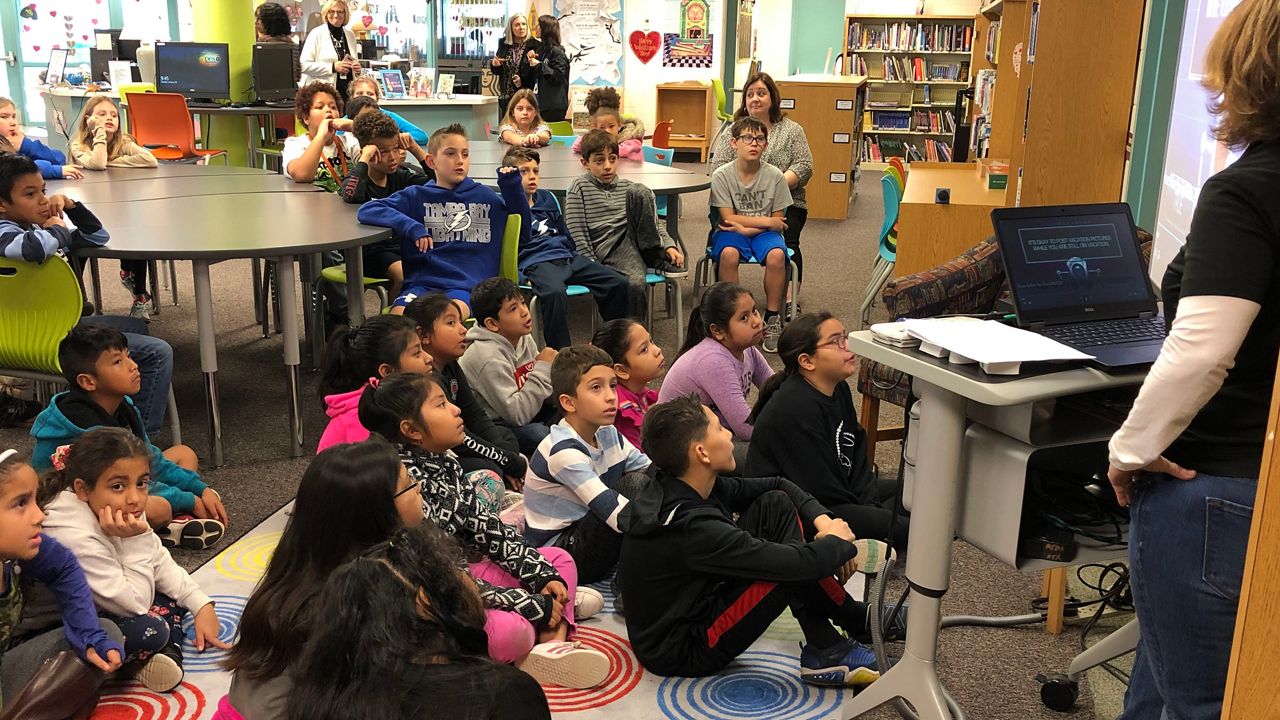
641, 145, 674, 167
710, 78, 733, 121
124, 92, 197, 156
546, 120, 574, 136
882, 239, 1005, 321
0, 256, 83, 376
651, 120, 673, 149
879, 174, 902, 262
549, 135, 575, 146
888, 156, 907, 180
885, 164, 905, 192
499, 213, 522, 284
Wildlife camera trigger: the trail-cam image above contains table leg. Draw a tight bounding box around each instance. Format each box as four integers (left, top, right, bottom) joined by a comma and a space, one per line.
306, 254, 325, 369
168, 260, 179, 306
665, 193, 684, 249
1045, 567, 1068, 635
191, 260, 224, 468
842, 378, 965, 720
346, 247, 365, 327
275, 255, 305, 457
88, 258, 103, 313
246, 115, 257, 169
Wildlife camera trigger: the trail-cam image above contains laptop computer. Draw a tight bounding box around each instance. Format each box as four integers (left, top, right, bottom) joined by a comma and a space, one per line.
991, 202, 1166, 370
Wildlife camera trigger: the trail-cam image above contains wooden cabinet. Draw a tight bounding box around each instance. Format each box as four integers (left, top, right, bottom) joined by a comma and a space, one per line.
775, 74, 868, 220
654, 82, 715, 162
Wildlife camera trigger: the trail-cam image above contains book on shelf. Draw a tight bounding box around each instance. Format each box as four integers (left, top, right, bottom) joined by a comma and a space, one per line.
861, 133, 953, 164
985, 20, 1001, 63
973, 68, 997, 116
912, 109, 956, 134
869, 109, 912, 130
848, 20, 974, 54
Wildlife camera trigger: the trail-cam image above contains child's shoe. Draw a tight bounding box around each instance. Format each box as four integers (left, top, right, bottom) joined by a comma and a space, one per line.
135, 643, 184, 692
575, 587, 605, 620
158, 516, 225, 550
799, 637, 881, 687
652, 258, 687, 278
129, 299, 151, 322
859, 601, 908, 644
517, 641, 610, 689
762, 315, 783, 354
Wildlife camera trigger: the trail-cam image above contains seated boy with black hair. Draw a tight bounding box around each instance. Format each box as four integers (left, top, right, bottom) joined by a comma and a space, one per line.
619, 393, 890, 686
29, 325, 227, 550
458, 277, 558, 455
340, 109, 436, 301
525, 345, 652, 584
565, 130, 685, 318
502, 146, 630, 349
357, 123, 526, 316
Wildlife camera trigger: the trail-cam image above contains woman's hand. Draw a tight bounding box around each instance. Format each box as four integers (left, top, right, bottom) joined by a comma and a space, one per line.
1107, 457, 1197, 508
527, 49, 541, 67
492, 56, 504, 67
192, 603, 231, 652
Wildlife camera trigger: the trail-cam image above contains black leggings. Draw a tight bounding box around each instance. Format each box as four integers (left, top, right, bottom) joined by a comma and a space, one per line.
120, 260, 150, 299
551, 471, 651, 584
783, 205, 808, 281
827, 476, 910, 552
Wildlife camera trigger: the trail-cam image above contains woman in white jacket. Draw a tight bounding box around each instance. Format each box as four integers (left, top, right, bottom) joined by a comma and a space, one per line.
40, 428, 228, 694
300, 0, 359, 100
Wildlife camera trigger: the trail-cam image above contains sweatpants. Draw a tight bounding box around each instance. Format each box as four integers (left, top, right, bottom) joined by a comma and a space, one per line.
524, 256, 631, 349
109, 593, 186, 661
549, 471, 651, 584
658, 490, 868, 677
470, 546, 578, 664
0, 618, 123, 702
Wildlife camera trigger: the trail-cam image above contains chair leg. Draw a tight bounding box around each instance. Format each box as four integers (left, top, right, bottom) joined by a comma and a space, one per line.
166, 387, 182, 447
374, 286, 389, 314
251, 258, 264, 325
167, 260, 178, 306
670, 278, 685, 348
1043, 567, 1068, 635
861, 394, 880, 464
859, 260, 894, 330
149, 260, 161, 315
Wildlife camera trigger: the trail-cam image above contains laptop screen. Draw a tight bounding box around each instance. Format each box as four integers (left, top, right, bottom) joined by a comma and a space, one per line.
993, 203, 1156, 326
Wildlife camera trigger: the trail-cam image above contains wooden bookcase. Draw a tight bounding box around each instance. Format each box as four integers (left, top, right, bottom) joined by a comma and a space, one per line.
654, 82, 715, 162
843, 13, 976, 166
775, 74, 868, 220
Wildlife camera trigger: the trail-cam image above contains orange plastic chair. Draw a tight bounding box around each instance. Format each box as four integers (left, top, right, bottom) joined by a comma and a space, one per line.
124, 92, 228, 164
889, 156, 907, 179
651, 120, 673, 149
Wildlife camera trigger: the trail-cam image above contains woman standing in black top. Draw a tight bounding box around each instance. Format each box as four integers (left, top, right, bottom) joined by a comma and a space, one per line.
1106, 1, 1280, 717
529, 16, 571, 123
491, 15, 540, 127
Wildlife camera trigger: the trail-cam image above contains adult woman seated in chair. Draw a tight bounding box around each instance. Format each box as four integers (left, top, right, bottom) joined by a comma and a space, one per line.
708, 72, 813, 302
1106, 1, 1278, 717
746, 312, 908, 551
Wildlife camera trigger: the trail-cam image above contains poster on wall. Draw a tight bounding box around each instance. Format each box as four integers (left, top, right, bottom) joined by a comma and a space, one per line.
663, 34, 713, 68
556, 0, 624, 85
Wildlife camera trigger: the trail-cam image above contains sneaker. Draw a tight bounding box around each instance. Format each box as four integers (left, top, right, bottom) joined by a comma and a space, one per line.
0, 395, 43, 429
762, 315, 783, 354
129, 300, 151, 322
851, 538, 893, 575
119, 270, 137, 295
872, 602, 909, 643
575, 587, 605, 620
517, 641, 610, 689
609, 573, 625, 616
135, 644, 184, 692
799, 637, 881, 687
653, 258, 687, 278
158, 516, 225, 550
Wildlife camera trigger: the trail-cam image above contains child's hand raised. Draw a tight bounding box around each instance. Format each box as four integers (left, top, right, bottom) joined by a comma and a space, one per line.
191, 602, 231, 651
497, 165, 519, 176
97, 506, 150, 537
415, 232, 433, 253
397, 132, 420, 153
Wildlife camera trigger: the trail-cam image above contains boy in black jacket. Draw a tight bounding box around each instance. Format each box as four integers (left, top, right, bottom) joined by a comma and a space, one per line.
619, 394, 887, 686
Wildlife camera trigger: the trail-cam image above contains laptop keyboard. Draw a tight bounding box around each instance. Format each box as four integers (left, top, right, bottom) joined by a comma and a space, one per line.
1040, 316, 1166, 348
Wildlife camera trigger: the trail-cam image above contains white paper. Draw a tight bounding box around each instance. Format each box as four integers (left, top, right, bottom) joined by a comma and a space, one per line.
833, 133, 850, 144
557, 0, 624, 85
108, 61, 133, 88
901, 319, 1094, 365
835, 99, 853, 110
779, 98, 795, 109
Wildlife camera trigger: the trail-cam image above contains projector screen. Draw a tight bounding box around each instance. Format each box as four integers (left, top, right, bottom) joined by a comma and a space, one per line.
1149, 0, 1243, 286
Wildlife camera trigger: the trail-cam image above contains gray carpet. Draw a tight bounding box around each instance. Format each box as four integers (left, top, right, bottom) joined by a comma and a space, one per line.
0, 165, 1128, 719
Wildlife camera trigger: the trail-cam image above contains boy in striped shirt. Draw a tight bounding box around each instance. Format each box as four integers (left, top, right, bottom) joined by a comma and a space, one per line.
525, 346, 652, 585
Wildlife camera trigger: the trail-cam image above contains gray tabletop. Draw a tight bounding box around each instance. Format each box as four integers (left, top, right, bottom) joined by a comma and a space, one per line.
54, 174, 322, 204
65, 164, 275, 184
76, 192, 389, 260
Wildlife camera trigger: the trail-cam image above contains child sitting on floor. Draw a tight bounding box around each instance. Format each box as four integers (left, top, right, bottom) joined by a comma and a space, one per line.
40, 428, 229, 694
30, 324, 227, 549
498, 90, 551, 148
591, 319, 665, 452
457, 277, 559, 455
284, 82, 359, 191
0, 97, 82, 179
524, 346, 652, 586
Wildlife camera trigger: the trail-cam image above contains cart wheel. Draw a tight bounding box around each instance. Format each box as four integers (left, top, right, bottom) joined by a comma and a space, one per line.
1036, 672, 1079, 712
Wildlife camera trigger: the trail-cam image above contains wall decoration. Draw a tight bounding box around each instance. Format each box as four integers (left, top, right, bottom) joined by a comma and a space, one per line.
735, 0, 753, 62
679, 0, 709, 40
557, 0, 625, 85
629, 29, 660, 64
663, 33, 713, 69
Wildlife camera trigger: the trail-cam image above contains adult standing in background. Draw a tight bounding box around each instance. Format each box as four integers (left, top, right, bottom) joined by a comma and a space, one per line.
529, 16, 570, 123
708, 73, 813, 312
1105, 1, 1278, 718
491, 15, 540, 127
255, 2, 301, 84
300, 0, 359, 100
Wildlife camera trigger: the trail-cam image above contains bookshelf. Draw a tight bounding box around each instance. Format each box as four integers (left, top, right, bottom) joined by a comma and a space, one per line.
775, 74, 868, 220
843, 13, 977, 165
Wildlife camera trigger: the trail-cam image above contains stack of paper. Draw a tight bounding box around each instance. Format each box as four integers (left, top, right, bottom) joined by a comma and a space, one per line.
900, 318, 1093, 375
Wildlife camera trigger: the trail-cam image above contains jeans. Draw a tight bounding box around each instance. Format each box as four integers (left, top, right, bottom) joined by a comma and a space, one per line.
77, 316, 174, 436
524, 256, 631, 349
1120, 472, 1257, 720
549, 471, 650, 584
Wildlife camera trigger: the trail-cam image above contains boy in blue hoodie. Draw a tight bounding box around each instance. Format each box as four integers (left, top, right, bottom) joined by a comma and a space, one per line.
29, 325, 227, 551
0, 98, 82, 179
357, 122, 528, 316
502, 147, 630, 349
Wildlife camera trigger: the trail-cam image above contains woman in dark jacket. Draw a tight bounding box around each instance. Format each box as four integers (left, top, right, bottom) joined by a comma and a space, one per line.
492, 15, 540, 127
530, 15, 571, 123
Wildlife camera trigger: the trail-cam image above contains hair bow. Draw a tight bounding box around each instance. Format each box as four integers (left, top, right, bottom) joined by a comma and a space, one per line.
368, 376, 381, 389
50, 444, 72, 471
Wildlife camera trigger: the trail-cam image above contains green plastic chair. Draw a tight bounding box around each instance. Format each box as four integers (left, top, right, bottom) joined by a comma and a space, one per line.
710, 78, 736, 151
319, 264, 390, 314
500, 210, 597, 345
549, 135, 576, 147
546, 120, 574, 136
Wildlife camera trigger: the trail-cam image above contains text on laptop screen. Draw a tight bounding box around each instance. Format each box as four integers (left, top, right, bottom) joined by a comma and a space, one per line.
999, 212, 1152, 320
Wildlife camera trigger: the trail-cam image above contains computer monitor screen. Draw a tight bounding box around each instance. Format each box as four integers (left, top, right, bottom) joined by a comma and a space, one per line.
116, 39, 142, 63
252, 43, 296, 103
154, 42, 230, 101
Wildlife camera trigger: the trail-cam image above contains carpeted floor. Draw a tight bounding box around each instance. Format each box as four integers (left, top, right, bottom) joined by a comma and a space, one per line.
0, 164, 1131, 719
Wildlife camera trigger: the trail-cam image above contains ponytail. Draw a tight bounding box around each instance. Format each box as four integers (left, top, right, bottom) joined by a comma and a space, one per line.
357, 372, 441, 444
748, 312, 834, 423
320, 315, 418, 397
677, 282, 753, 359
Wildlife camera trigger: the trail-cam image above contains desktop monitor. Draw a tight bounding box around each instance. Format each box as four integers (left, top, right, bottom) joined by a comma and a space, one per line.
154, 41, 231, 102
116, 39, 142, 63
252, 43, 296, 103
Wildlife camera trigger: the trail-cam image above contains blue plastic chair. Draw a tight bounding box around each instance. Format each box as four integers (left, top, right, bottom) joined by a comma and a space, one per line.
692, 241, 800, 323
858, 174, 902, 328
550, 135, 576, 147
642, 145, 674, 217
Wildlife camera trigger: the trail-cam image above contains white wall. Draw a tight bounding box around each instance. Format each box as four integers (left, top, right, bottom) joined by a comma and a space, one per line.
618, 0, 725, 131
752, 0, 793, 77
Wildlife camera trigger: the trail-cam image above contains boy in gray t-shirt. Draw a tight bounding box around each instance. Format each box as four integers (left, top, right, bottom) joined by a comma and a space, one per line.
709, 116, 793, 352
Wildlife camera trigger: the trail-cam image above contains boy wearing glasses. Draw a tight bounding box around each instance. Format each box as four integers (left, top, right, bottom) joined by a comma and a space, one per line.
710, 116, 793, 353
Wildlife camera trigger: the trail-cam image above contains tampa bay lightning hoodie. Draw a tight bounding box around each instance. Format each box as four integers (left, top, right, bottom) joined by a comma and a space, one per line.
514, 188, 576, 274
357, 171, 527, 296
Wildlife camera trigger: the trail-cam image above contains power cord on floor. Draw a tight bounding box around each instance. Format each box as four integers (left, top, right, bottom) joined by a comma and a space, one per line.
1075, 561, 1133, 685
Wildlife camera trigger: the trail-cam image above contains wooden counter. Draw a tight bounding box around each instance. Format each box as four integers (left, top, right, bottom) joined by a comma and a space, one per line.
895, 162, 1006, 276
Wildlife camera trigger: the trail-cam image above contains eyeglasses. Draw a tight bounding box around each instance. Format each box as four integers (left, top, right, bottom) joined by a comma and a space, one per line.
734, 135, 767, 145
817, 335, 850, 351
393, 481, 421, 500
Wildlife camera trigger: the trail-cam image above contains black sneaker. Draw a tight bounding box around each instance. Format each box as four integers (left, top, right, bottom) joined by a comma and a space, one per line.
135, 643, 184, 692
0, 395, 42, 428
610, 573, 625, 616
652, 258, 687, 278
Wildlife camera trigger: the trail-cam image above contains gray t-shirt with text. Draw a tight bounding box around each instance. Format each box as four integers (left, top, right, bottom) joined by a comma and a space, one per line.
710, 162, 793, 217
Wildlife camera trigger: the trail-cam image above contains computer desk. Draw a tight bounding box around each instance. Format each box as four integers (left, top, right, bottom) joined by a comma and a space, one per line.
844, 331, 1145, 719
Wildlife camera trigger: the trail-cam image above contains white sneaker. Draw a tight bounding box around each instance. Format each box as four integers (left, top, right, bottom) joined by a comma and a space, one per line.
762, 315, 783, 354
517, 641, 610, 689
129, 300, 151, 322
135, 651, 183, 692
575, 587, 605, 620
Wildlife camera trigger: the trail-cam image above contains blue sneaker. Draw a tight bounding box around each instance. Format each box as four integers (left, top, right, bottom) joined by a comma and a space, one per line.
799, 638, 881, 687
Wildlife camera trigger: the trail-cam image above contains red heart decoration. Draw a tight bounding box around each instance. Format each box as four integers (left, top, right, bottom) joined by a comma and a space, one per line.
361, 14, 373, 26
629, 30, 660, 64
82, 34, 89, 40
23, 25, 29, 31
377, 25, 388, 36
32, 45, 40, 52
49, 10, 56, 16
91, 18, 99, 25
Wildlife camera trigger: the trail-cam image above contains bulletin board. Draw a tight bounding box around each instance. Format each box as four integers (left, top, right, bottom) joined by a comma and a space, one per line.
556, 0, 624, 86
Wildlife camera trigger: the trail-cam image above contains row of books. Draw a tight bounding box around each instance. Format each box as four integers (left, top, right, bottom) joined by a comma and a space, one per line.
848, 22, 974, 53
913, 109, 956, 134
861, 135, 954, 163
873, 56, 970, 83
865, 110, 912, 131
